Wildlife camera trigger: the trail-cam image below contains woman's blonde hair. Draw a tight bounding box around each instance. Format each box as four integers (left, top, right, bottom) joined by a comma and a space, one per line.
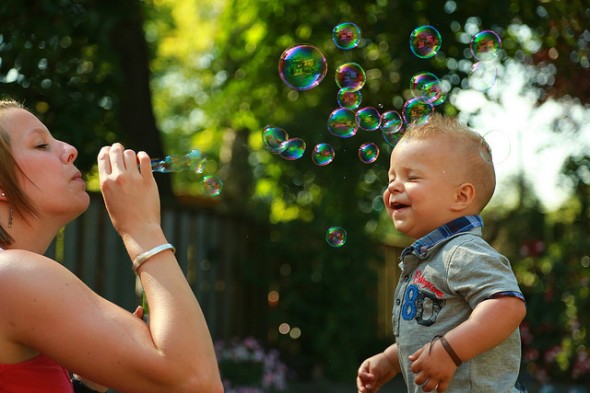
0, 99, 39, 245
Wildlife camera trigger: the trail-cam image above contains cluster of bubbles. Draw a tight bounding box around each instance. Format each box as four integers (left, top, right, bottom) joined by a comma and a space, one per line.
150, 150, 223, 197
270, 22, 502, 247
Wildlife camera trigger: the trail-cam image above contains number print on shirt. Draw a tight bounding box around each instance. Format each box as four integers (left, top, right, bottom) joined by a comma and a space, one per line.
401, 283, 446, 326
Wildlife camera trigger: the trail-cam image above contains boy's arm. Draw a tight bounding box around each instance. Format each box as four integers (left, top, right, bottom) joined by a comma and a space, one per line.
445, 296, 526, 361
409, 296, 526, 391
357, 343, 401, 392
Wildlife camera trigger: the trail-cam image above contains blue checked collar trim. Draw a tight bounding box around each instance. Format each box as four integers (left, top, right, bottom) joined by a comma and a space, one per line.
402, 215, 484, 259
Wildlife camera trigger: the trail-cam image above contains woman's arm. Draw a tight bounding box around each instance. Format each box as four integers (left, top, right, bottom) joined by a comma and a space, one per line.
0, 144, 223, 393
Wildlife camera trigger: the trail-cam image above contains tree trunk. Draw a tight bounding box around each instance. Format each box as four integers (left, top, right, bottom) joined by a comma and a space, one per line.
109, 7, 173, 198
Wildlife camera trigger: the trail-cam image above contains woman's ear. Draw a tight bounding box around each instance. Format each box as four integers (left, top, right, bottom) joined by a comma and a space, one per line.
0, 188, 7, 201
452, 182, 475, 211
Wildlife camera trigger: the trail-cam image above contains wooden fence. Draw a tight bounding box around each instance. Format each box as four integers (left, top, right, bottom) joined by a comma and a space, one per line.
45, 195, 269, 341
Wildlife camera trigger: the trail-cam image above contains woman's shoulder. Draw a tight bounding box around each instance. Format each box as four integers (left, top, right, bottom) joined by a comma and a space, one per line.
0, 249, 63, 279
0, 250, 74, 307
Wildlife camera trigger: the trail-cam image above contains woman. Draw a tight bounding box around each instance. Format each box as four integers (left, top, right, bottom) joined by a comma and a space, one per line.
0, 99, 223, 393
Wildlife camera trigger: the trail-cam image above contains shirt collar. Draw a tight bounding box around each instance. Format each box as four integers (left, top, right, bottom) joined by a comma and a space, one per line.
402, 215, 484, 258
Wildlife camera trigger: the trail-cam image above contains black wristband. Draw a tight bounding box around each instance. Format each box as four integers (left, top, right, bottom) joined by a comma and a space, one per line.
430, 335, 463, 367
72, 378, 107, 393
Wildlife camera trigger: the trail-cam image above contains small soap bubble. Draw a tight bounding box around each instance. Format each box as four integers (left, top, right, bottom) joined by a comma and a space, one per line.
335, 62, 366, 90
380, 110, 403, 134
482, 129, 511, 165
382, 127, 405, 147
470, 30, 502, 61
402, 98, 434, 125
409, 25, 442, 59
262, 125, 289, 153
278, 44, 328, 91
332, 22, 361, 50
409, 72, 443, 104
468, 61, 498, 91
358, 142, 379, 164
326, 226, 347, 248
327, 107, 358, 138
355, 106, 381, 131
311, 143, 335, 166
279, 138, 306, 160
337, 87, 362, 109
200, 175, 223, 197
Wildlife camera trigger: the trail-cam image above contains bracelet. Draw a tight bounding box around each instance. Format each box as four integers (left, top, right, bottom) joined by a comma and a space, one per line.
72, 377, 108, 393
132, 243, 176, 272
431, 335, 463, 367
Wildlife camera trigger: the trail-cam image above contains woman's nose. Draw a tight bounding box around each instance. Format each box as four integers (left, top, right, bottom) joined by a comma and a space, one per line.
64, 143, 78, 163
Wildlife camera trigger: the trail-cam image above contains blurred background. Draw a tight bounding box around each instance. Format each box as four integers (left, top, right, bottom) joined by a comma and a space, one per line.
1, 0, 589, 391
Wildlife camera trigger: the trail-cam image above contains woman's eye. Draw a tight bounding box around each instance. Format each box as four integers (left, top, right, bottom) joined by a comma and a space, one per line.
35, 144, 49, 149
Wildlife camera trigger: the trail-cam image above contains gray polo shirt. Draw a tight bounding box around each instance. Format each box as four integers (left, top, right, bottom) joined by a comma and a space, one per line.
392, 226, 524, 392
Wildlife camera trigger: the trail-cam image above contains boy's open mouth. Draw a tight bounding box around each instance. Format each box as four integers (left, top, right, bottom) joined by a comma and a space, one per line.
392, 202, 409, 210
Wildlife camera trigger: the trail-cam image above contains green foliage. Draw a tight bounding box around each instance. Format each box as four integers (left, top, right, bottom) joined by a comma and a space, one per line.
0, 0, 127, 171
490, 156, 590, 384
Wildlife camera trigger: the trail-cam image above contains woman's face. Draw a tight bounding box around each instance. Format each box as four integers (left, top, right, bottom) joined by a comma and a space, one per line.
0, 108, 90, 223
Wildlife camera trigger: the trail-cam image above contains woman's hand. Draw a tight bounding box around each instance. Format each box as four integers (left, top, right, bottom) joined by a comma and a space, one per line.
97, 143, 160, 237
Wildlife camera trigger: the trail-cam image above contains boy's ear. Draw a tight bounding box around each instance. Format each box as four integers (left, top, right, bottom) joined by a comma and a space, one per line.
452, 182, 475, 211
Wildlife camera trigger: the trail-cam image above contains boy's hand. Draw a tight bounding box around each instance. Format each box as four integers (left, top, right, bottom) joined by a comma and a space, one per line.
356, 352, 398, 392
409, 339, 458, 392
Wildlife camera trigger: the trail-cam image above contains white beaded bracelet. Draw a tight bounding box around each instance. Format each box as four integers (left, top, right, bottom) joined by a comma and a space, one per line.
132, 243, 176, 272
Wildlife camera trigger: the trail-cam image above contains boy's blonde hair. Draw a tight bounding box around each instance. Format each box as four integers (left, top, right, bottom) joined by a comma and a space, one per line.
401, 113, 496, 212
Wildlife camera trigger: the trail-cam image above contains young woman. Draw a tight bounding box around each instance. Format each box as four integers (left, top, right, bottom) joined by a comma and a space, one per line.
0, 100, 223, 393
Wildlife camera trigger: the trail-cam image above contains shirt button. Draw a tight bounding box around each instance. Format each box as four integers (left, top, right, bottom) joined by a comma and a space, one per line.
396, 299, 401, 305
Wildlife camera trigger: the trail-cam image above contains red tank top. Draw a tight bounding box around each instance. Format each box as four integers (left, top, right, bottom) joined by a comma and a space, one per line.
0, 354, 73, 393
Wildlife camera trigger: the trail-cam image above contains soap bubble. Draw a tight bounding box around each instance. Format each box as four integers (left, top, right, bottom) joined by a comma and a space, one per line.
482, 129, 511, 165
356, 106, 381, 131
468, 61, 498, 91
470, 30, 502, 61
151, 150, 206, 174
380, 110, 403, 134
337, 87, 362, 109
333, 22, 361, 50
335, 62, 366, 90
278, 44, 328, 90
279, 138, 306, 160
199, 175, 223, 197
382, 127, 405, 147
409, 25, 442, 59
262, 126, 289, 154
409, 72, 444, 104
402, 98, 433, 125
358, 142, 379, 164
326, 226, 347, 248
311, 143, 335, 166
327, 107, 358, 138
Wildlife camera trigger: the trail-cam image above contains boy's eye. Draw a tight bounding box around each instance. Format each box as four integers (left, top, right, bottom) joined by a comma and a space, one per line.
35, 144, 49, 149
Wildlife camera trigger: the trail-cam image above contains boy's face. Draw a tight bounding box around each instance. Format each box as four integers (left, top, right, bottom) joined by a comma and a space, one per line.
383, 136, 463, 239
